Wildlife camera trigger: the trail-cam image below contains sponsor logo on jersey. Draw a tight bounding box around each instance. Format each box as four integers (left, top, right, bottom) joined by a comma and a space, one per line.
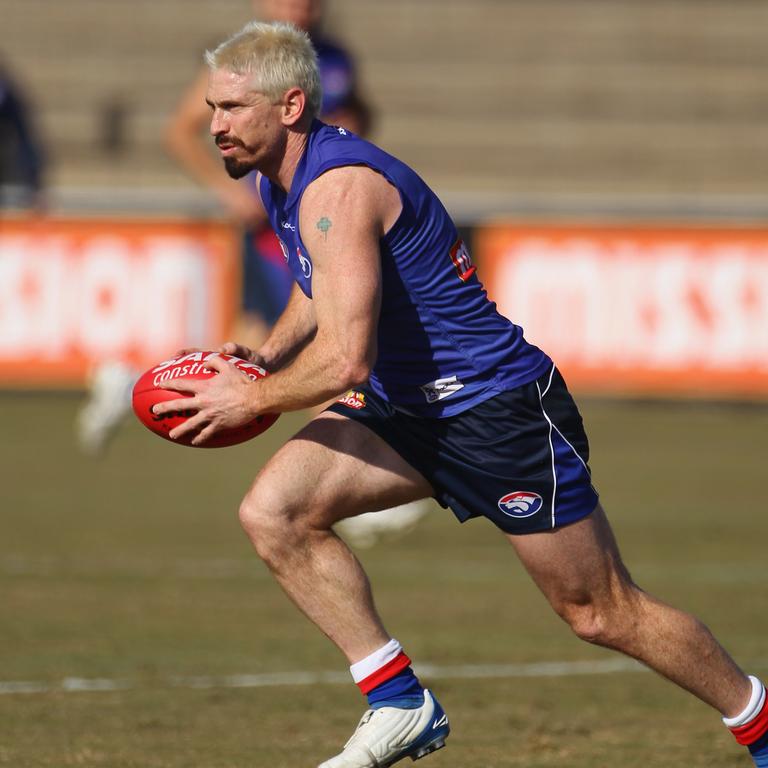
280, 220, 296, 232
420, 375, 465, 404
497, 491, 543, 518
337, 390, 366, 409
297, 247, 312, 278
277, 237, 290, 262
449, 238, 476, 282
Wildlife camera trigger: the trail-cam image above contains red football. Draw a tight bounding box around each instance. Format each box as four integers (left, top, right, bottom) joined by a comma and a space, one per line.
132, 351, 279, 448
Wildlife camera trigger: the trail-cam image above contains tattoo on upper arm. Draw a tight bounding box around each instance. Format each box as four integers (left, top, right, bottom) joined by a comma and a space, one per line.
316, 216, 332, 240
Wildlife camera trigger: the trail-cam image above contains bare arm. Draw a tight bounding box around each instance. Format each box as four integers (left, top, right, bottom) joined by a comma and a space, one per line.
252, 165, 386, 410
164, 67, 267, 227
156, 165, 401, 444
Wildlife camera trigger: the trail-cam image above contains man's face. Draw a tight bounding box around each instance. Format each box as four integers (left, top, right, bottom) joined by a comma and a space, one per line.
206, 68, 285, 179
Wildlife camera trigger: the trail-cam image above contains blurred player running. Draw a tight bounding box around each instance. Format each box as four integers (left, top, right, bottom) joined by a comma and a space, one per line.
165, 0, 373, 352
151, 21, 768, 768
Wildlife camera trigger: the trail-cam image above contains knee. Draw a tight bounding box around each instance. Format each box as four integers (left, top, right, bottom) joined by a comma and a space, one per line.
559, 601, 615, 646
555, 587, 641, 649
238, 482, 303, 563
238, 476, 336, 565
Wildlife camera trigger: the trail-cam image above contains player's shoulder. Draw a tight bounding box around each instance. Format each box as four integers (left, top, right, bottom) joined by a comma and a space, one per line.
308, 123, 380, 178
299, 166, 398, 242
303, 164, 387, 207
310, 122, 395, 175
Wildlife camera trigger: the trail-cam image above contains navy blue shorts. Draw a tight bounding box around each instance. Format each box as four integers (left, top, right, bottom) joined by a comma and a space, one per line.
327, 365, 599, 535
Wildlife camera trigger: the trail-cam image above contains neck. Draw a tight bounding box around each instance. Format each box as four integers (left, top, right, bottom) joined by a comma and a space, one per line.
264, 121, 313, 193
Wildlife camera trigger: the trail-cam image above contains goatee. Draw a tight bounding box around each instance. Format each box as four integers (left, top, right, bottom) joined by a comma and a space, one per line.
224, 156, 255, 179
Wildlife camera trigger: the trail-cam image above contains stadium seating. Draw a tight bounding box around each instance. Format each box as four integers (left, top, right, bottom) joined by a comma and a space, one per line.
2, 0, 767, 210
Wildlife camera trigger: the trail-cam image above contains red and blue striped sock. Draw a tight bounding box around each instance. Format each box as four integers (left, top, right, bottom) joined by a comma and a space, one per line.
351, 639, 425, 710
725, 677, 768, 767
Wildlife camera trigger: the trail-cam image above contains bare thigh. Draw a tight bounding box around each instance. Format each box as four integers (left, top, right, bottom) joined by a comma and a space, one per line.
507, 502, 634, 613
250, 411, 434, 528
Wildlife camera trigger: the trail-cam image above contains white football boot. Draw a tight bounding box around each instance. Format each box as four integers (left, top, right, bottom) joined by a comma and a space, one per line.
76, 361, 138, 456
317, 689, 449, 768
335, 500, 432, 549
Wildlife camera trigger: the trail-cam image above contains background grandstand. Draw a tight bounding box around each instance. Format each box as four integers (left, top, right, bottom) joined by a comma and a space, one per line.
2, 0, 767, 217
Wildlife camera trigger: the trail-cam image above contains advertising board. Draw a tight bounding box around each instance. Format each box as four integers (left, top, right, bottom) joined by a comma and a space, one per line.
478, 225, 768, 396
0, 218, 238, 387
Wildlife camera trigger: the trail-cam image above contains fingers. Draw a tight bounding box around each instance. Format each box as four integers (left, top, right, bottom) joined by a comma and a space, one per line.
157, 376, 206, 394
219, 341, 243, 356
190, 423, 218, 447
201, 354, 229, 373
166, 345, 260, 363
204, 354, 253, 382
151, 392, 199, 417
150, 352, 253, 445
219, 341, 255, 361
151, 394, 210, 442
169, 411, 208, 442
172, 346, 203, 357
166, 409, 223, 445
152, 397, 200, 424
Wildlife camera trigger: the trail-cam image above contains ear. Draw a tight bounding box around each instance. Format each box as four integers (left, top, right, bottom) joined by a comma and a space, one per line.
281, 87, 307, 127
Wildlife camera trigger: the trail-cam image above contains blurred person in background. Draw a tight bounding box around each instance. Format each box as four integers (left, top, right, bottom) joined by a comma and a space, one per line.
76, 0, 429, 547
165, 0, 372, 350
0, 58, 45, 210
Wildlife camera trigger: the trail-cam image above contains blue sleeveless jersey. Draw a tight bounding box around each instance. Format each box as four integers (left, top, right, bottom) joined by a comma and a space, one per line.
259, 121, 551, 417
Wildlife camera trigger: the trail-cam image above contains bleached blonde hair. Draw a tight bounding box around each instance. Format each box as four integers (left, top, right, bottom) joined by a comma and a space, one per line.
205, 21, 322, 120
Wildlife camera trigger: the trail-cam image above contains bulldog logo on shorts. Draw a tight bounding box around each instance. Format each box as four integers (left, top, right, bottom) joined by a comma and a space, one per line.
498, 491, 543, 518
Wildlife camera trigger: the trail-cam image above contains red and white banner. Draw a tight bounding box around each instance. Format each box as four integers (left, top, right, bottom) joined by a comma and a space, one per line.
477, 225, 768, 396
0, 217, 238, 387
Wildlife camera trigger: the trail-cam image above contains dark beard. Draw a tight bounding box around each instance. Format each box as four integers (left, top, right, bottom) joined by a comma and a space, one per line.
223, 156, 256, 179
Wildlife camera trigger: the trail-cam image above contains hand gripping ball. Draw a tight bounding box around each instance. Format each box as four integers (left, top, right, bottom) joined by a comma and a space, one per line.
132, 351, 279, 448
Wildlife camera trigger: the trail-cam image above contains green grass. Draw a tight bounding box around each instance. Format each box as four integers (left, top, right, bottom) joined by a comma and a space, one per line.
2, 393, 767, 766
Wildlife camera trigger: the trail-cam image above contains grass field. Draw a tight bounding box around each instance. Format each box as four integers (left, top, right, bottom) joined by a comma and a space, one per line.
2, 392, 767, 767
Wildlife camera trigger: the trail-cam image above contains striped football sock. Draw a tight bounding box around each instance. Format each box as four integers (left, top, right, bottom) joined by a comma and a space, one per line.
350, 638, 425, 710
725, 676, 768, 767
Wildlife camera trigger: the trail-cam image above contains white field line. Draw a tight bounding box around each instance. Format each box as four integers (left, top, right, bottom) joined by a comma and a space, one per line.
0, 555, 266, 580
0, 658, 649, 696
3, 555, 766, 584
